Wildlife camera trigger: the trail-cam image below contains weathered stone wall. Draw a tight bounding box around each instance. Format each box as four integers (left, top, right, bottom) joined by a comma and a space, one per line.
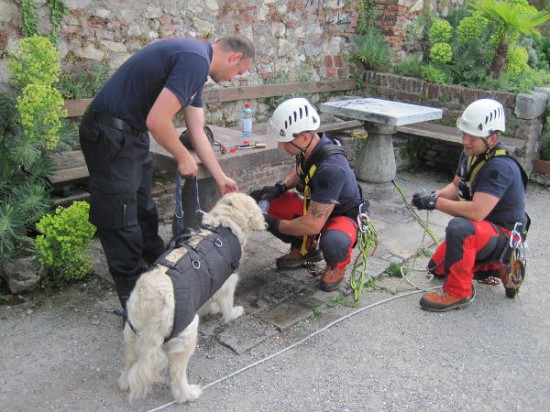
0, 0, 471, 87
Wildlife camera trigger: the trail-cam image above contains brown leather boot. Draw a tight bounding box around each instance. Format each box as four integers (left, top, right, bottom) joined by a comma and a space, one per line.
319, 266, 346, 292
419, 287, 476, 312
276, 246, 323, 270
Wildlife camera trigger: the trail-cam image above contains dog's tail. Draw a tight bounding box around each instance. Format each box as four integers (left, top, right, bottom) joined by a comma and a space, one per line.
122, 277, 175, 401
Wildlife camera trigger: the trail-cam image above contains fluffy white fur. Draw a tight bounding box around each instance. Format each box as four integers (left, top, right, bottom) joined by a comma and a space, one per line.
118, 192, 265, 403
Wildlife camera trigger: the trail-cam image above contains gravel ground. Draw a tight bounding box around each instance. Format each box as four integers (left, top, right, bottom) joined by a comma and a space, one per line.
1, 171, 549, 412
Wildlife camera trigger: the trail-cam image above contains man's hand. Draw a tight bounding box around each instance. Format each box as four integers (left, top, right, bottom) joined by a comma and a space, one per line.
250, 181, 287, 202
216, 175, 238, 195
177, 152, 199, 177
264, 214, 280, 233
412, 192, 438, 210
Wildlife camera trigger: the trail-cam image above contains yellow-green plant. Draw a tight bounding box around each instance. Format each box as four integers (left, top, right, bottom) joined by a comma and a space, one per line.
16, 84, 66, 150
429, 19, 452, 43
7, 35, 61, 89
35, 201, 96, 283
430, 43, 453, 64
506, 45, 530, 77
456, 15, 489, 44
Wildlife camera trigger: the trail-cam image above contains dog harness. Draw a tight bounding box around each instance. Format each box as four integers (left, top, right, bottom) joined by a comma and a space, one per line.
157, 225, 242, 341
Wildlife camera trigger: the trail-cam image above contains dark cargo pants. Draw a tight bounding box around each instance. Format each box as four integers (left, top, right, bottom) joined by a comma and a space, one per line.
79, 111, 165, 308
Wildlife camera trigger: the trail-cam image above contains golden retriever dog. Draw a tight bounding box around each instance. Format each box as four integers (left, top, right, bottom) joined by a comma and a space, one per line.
118, 192, 265, 403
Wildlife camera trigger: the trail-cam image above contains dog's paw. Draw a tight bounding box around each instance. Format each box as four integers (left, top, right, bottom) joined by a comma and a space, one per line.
223, 305, 244, 323
174, 384, 202, 403
118, 373, 129, 391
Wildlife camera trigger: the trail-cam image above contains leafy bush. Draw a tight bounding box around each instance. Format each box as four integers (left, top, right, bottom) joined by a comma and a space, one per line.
6, 35, 60, 89
429, 19, 452, 43
456, 15, 489, 44
506, 46, 530, 77
35, 201, 96, 283
57, 62, 109, 100
430, 43, 453, 64
348, 26, 391, 71
17, 84, 66, 150
393, 54, 424, 78
421, 64, 449, 84
0, 35, 66, 267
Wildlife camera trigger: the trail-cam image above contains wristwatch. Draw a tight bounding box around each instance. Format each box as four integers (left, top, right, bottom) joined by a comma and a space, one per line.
275, 180, 287, 194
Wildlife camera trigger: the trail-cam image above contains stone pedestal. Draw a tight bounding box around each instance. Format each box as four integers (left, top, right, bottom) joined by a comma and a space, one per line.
355, 123, 397, 183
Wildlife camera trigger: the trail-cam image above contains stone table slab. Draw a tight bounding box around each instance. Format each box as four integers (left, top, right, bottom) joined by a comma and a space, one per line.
320, 98, 443, 126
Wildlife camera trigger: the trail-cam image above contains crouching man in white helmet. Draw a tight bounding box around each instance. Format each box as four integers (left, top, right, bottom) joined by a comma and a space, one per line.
411, 98, 528, 312
250, 98, 366, 291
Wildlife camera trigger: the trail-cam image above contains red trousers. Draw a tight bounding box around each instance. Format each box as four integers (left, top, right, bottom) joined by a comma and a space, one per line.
429, 217, 510, 298
268, 192, 358, 268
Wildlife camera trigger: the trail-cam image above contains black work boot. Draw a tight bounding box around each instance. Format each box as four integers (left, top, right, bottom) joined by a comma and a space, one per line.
111, 273, 142, 310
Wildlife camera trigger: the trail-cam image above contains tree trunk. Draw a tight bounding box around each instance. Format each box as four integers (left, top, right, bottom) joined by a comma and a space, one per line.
489, 42, 509, 79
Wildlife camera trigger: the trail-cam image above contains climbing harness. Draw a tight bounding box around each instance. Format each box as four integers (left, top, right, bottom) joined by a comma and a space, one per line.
295, 137, 349, 256
350, 204, 378, 301
458, 147, 529, 201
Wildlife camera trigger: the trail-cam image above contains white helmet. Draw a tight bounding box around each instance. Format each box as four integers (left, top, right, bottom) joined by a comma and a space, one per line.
267, 97, 320, 142
456, 98, 505, 138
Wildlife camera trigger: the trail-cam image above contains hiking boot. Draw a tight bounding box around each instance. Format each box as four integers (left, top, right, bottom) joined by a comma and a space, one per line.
319, 266, 346, 292
419, 287, 476, 312
276, 247, 323, 270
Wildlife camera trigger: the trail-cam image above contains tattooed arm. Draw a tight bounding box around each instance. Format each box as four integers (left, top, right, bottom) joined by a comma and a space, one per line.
278, 200, 335, 236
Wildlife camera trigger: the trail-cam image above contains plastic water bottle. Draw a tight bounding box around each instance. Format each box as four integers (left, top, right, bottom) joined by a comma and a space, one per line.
241, 102, 253, 140
258, 199, 270, 213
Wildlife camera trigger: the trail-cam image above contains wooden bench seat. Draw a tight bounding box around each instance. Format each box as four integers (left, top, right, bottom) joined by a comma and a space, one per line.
48, 150, 89, 188
397, 121, 526, 155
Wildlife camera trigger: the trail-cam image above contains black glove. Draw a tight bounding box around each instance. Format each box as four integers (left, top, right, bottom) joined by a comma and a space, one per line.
412, 192, 438, 210
250, 181, 287, 202
264, 214, 280, 234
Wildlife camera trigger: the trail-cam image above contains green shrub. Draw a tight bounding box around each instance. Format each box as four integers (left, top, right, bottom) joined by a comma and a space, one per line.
393, 54, 424, 78
506, 46, 530, 77
35, 201, 96, 283
429, 19, 452, 43
7, 35, 61, 89
430, 43, 453, 64
421, 65, 449, 84
57, 62, 109, 100
348, 26, 391, 71
16, 84, 66, 150
456, 15, 489, 44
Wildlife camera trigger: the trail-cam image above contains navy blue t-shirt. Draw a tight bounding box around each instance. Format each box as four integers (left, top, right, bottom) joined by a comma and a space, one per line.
307, 135, 364, 217
91, 38, 212, 132
457, 143, 525, 225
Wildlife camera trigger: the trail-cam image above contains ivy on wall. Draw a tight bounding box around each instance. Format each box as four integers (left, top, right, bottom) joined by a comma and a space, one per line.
20, 0, 68, 43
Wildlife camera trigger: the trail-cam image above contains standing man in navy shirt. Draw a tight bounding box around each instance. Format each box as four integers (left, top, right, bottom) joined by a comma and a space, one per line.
411, 99, 527, 312
79, 36, 255, 310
